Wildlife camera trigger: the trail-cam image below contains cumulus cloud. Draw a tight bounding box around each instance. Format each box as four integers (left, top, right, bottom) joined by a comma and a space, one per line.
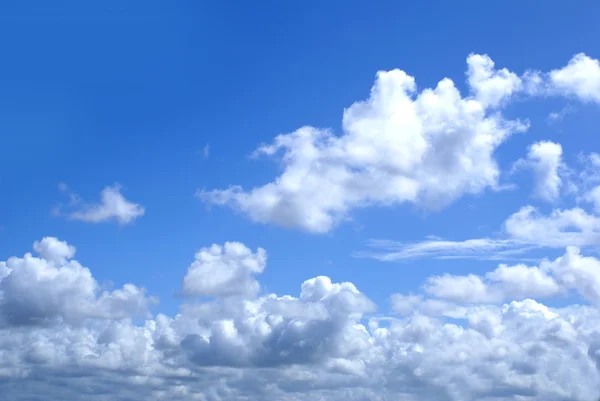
424, 259, 562, 304
514, 141, 565, 202
549, 53, 600, 103
466, 53, 522, 108
7, 52, 600, 400
0, 238, 155, 327
56, 184, 145, 224
182, 242, 267, 298
413, 246, 600, 309
200, 53, 600, 233
504, 205, 600, 247
3, 238, 600, 400
32, 237, 76, 264
200, 54, 530, 233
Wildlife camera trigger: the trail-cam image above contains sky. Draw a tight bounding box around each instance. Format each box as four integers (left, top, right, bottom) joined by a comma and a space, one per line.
1, 1, 600, 400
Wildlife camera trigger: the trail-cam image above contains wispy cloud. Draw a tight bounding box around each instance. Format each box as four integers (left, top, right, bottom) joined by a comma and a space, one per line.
198, 144, 210, 158
546, 104, 573, 123
356, 204, 600, 262
54, 184, 145, 225
355, 237, 537, 262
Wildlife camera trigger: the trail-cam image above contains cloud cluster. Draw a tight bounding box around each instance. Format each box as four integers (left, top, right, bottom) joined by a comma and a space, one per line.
3, 238, 600, 400
422, 246, 600, 304
361, 147, 600, 262
0, 237, 155, 327
200, 53, 600, 233
7, 52, 600, 401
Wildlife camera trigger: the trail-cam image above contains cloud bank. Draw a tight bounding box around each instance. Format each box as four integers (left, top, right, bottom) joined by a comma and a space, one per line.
2, 238, 600, 400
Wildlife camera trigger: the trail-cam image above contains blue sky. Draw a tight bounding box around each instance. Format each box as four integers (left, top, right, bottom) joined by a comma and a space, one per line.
2, 2, 600, 400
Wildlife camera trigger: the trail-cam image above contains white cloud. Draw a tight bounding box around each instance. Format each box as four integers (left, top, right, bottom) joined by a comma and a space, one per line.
424, 261, 561, 304
32, 237, 76, 264
7, 52, 600, 400
466, 53, 522, 108
361, 146, 600, 263
420, 246, 600, 307
389, 293, 423, 315
583, 185, 600, 213
504, 205, 600, 247
546, 246, 600, 304
4, 238, 600, 400
547, 105, 573, 123
549, 53, 600, 103
200, 54, 530, 233
200, 53, 600, 233
56, 184, 145, 225
514, 141, 565, 202
358, 237, 526, 261
361, 204, 600, 261
425, 273, 503, 303
0, 238, 155, 327
182, 242, 267, 298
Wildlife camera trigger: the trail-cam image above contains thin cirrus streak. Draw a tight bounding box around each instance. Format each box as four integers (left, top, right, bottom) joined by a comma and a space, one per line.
353, 237, 538, 262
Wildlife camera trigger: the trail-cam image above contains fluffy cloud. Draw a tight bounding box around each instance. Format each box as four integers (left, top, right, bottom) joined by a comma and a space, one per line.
182, 242, 267, 298
200, 54, 530, 233
7, 52, 600, 400
0, 238, 155, 327
424, 260, 559, 304
549, 53, 600, 103
421, 246, 600, 307
514, 141, 565, 202
32, 237, 76, 264
56, 184, 145, 224
466, 53, 522, 108
504, 205, 600, 247
2, 239, 600, 400
200, 53, 600, 233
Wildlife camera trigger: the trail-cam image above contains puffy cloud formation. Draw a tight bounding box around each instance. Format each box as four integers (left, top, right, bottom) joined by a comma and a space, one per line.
200, 53, 600, 233
466, 53, 522, 108
200, 54, 530, 233
421, 247, 600, 304
182, 242, 267, 298
549, 53, 600, 103
32, 237, 76, 264
514, 141, 565, 202
503, 206, 600, 247
0, 238, 155, 327
57, 184, 145, 224
3, 238, 600, 400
